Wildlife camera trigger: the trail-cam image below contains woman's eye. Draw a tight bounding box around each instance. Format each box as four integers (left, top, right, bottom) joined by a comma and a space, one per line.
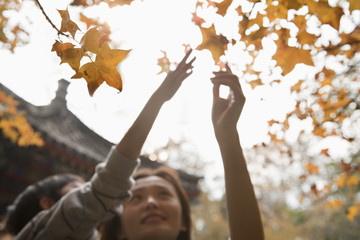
130, 194, 142, 201
159, 191, 171, 197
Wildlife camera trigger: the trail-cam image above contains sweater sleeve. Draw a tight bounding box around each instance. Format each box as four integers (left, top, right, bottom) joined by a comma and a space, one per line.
14, 146, 139, 240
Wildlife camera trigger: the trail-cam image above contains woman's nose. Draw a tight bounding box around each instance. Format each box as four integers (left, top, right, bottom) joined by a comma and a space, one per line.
145, 196, 158, 210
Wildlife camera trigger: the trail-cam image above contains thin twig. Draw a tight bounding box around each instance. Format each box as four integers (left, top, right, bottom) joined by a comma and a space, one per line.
34, 0, 67, 37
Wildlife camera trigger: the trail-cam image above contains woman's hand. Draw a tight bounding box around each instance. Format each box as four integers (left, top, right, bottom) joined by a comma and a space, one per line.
154, 48, 196, 102
211, 64, 245, 138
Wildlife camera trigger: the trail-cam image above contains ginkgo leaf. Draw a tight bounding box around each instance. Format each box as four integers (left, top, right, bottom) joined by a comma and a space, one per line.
215, 0, 232, 17
196, 24, 229, 63
60, 47, 84, 71
306, 0, 343, 30
348, 0, 360, 13
57, 8, 80, 38
273, 44, 314, 75
81, 27, 109, 54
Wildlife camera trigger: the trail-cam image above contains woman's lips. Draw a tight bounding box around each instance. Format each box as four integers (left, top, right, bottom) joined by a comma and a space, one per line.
141, 213, 165, 224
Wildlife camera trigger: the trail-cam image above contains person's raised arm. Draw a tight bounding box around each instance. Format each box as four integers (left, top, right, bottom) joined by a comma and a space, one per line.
116, 49, 196, 160
210, 64, 264, 240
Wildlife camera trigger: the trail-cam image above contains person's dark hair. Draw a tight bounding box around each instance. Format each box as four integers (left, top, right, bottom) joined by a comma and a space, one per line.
100, 166, 192, 240
6, 173, 84, 235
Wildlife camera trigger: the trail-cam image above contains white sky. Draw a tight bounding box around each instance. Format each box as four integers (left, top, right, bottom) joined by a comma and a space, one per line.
1, 0, 354, 198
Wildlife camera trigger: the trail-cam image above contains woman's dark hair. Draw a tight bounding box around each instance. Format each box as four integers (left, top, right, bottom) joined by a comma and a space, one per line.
100, 166, 192, 240
6, 173, 84, 235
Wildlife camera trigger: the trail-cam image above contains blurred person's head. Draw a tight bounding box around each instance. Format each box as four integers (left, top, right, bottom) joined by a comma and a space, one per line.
6, 173, 84, 235
100, 166, 192, 240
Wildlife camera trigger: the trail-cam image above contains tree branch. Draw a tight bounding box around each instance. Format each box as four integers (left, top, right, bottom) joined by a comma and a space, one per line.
34, 0, 67, 37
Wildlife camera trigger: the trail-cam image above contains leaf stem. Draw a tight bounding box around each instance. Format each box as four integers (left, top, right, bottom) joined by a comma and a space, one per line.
34, 0, 68, 37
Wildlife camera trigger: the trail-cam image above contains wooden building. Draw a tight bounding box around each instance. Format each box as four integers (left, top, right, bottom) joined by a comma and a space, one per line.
0, 79, 201, 215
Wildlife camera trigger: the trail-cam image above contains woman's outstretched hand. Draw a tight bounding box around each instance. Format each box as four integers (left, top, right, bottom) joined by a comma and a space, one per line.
154, 48, 196, 102
211, 64, 245, 139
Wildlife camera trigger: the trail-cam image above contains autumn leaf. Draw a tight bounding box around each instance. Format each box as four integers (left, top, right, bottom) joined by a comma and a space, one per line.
305, 162, 319, 174
334, 173, 346, 188
79, 13, 101, 29
57, 8, 80, 38
348, 0, 360, 13
60, 47, 84, 71
306, 0, 343, 30
248, 79, 263, 89
81, 27, 110, 54
326, 200, 343, 209
157, 50, 171, 74
192, 12, 205, 27
51, 40, 75, 58
196, 24, 229, 63
320, 148, 329, 156
347, 205, 359, 221
73, 62, 105, 96
347, 175, 359, 187
290, 80, 304, 92
215, 0, 232, 17
273, 44, 314, 75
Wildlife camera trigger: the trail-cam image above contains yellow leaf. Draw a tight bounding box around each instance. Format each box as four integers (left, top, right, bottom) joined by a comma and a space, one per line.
290, 80, 304, 92
60, 47, 84, 71
348, 0, 360, 13
157, 50, 171, 74
74, 62, 105, 96
347, 205, 359, 221
95, 43, 130, 92
347, 175, 359, 187
306, 0, 343, 30
326, 200, 343, 209
334, 173, 346, 188
57, 8, 80, 38
305, 162, 319, 174
215, 0, 232, 17
248, 79, 263, 89
51, 40, 75, 58
196, 24, 229, 63
273, 44, 314, 75
96, 42, 131, 68
81, 27, 109, 54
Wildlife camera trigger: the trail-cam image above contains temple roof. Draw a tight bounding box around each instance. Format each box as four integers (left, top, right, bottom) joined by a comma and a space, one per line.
0, 79, 113, 165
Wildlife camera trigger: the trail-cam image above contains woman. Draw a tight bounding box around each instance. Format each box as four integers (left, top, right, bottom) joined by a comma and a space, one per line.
14, 49, 196, 240
6, 173, 84, 236
99, 63, 264, 240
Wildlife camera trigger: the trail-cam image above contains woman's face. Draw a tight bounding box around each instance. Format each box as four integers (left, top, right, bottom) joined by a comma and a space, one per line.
119, 175, 186, 240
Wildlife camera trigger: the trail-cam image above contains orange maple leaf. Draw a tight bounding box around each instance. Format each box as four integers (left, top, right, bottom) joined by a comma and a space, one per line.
305, 163, 319, 174
348, 0, 360, 13
215, 0, 232, 17
95, 42, 131, 91
248, 79, 263, 89
192, 12, 205, 27
81, 27, 110, 54
60, 47, 84, 71
290, 80, 304, 93
73, 62, 104, 96
306, 0, 343, 30
79, 13, 101, 29
196, 24, 229, 63
273, 44, 314, 75
57, 8, 80, 38
157, 50, 171, 74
